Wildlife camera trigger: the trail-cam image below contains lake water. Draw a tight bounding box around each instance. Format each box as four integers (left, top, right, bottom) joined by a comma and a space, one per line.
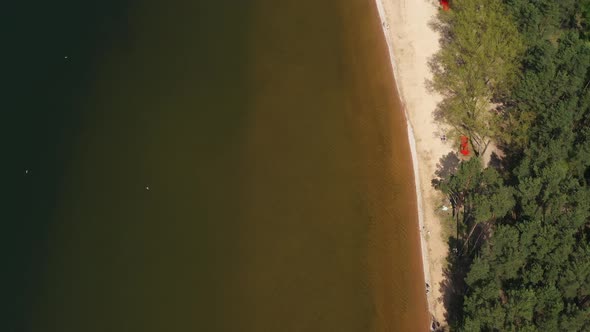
6, 0, 427, 331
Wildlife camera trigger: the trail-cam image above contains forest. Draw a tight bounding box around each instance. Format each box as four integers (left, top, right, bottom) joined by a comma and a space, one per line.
431, 0, 590, 330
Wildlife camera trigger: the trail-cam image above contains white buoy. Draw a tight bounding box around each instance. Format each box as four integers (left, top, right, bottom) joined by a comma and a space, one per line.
145, 186, 150, 190
64, 56, 69, 59
25, 169, 29, 174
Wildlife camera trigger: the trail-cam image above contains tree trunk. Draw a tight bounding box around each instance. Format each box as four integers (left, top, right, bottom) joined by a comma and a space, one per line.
469, 223, 491, 256
462, 221, 480, 252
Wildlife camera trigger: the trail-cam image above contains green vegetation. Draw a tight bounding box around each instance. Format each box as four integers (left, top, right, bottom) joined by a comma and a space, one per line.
431, 0, 590, 330
431, 0, 523, 156
436, 157, 514, 252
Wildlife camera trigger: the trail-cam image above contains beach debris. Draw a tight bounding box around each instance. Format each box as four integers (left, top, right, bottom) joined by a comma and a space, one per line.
440, 134, 447, 142
440, 0, 450, 11
441, 205, 449, 211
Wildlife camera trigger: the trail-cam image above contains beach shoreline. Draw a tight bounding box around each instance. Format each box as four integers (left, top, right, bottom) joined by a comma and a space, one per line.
374, 0, 452, 327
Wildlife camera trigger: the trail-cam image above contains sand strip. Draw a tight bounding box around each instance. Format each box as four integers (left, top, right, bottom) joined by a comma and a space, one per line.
374, 0, 452, 327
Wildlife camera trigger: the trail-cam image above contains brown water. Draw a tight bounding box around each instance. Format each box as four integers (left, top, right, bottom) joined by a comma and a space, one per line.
28, 0, 428, 331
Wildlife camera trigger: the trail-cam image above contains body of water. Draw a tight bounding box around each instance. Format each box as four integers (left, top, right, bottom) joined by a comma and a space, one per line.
6, 1, 427, 331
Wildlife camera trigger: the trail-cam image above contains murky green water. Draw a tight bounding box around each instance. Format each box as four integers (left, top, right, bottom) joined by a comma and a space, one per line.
7, 1, 427, 331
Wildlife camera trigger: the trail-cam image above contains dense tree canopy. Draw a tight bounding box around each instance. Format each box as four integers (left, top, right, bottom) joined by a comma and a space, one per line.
433, 1, 590, 330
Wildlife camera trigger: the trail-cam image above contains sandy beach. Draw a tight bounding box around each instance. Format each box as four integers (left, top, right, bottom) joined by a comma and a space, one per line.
374, 0, 452, 327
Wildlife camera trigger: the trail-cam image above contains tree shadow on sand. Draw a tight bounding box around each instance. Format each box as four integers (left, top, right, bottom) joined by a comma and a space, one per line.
431, 151, 496, 330
439, 236, 467, 330
439, 232, 476, 329
491, 141, 521, 175
431, 152, 460, 189
438, 219, 491, 330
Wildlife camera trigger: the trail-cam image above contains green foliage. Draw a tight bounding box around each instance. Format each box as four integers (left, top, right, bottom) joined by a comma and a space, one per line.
432, 0, 523, 156
438, 157, 515, 246
503, 0, 578, 41
573, 0, 590, 40
504, 32, 590, 148
436, 1, 590, 330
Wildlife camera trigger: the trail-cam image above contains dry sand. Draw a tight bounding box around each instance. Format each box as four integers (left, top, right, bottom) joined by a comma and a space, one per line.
374, 0, 452, 327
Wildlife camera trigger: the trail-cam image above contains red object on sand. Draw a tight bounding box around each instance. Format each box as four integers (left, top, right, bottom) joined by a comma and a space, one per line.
441, 0, 450, 11
460, 135, 470, 156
